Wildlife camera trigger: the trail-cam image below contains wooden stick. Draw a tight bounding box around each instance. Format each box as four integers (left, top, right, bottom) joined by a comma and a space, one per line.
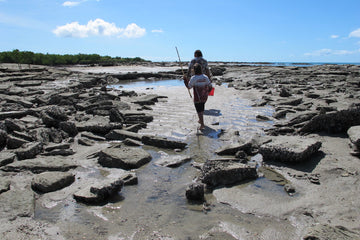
175, 47, 192, 98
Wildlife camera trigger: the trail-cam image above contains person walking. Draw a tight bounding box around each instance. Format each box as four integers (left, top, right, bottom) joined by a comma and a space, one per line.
184, 63, 212, 130
185, 50, 212, 81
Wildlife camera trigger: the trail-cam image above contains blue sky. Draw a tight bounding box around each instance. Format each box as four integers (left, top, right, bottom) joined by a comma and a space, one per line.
0, 0, 359, 62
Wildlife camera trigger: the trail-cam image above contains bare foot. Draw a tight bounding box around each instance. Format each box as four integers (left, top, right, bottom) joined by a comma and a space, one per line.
198, 125, 205, 130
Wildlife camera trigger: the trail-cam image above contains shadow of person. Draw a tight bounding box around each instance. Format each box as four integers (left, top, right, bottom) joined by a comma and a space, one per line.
204, 109, 222, 116
196, 125, 223, 139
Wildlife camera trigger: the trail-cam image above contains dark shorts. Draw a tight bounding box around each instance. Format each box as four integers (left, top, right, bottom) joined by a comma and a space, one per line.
194, 102, 205, 113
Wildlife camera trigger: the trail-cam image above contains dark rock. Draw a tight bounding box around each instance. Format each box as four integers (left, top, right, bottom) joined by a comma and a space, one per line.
287, 111, 318, 126
73, 178, 124, 204
29, 127, 65, 144
76, 120, 122, 135
124, 113, 153, 124
59, 121, 78, 137
105, 129, 142, 141
215, 141, 252, 155
1, 157, 77, 173
278, 98, 303, 106
256, 115, 272, 121
80, 132, 106, 141
31, 172, 75, 193
15, 142, 43, 160
4, 118, 25, 132
0, 151, 15, 167
259, 136, 322, 163
98, 146, 152, 169
0, 129, 7, 149
186, 183, 205, 201
42, 148, 75, 156
300, 108, 360, 133
142, 135, 187, 149
235, 150, 247, 160
273, 110, 290, 119
200, 160, 257, 188
305, 92, 321, 99
284, 184, 296, 196
280, 87, 292, 97
123, 138, 143, 146
156, 155, 192, 168
109, 108, 124, 122
12, 131, 34, 142
78, 137, 95, 146
6, 135, 29, 149
44, 143, 70, 152
265, 127, 295, 136
40, 106, 68, 127
132, 94, 160, 105
0, 110, 31, 120
210, 66, 226, 76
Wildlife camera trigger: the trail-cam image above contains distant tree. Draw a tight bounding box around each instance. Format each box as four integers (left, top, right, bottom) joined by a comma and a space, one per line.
0, 50, 149, 66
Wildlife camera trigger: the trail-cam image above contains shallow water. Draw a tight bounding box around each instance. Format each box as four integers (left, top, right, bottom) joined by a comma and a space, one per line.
34, 79, 299, 239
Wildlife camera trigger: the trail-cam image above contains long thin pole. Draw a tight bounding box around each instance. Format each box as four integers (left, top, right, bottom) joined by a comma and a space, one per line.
176, 47, 192, 98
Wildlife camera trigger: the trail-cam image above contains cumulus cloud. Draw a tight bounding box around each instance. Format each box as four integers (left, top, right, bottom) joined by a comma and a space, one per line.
349, 28, 360, 38
62, 1, 81, 7
330, 35, 339, 39
62, 0, 100, 7
53, 19, 146, 38
305, 48, 359, 56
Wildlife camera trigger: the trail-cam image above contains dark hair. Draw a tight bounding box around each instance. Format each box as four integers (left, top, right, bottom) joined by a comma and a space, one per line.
194, 63, 202, 75
194, 50, 203, 57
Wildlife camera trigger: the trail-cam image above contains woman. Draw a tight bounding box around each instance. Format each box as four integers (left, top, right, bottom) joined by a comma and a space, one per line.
184, 63, 212, 130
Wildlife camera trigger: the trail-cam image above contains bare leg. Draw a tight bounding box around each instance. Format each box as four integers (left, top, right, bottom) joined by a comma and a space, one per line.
197, 111, 205, 130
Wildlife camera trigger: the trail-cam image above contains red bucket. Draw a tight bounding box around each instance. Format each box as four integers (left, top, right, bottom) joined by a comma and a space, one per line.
208, 87, 215, 96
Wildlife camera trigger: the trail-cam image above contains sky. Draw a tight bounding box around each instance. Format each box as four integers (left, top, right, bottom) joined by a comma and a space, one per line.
0, 0, 359, 62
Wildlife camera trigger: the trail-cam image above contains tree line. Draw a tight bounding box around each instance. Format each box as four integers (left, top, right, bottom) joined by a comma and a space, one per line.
0, 49, 148, 66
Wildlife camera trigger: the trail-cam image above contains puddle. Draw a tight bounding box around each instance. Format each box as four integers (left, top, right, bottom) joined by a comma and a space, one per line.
109, 78, 183, 91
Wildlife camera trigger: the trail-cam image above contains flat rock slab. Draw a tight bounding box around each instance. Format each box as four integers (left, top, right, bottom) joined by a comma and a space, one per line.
142, 135, 187, 150
31, 172, 75, 193
98, 147, 152, 169
347, 125, 360, 149
215, 141, 252, 155
105, 129, 142, 141
259, 136, 322, 162
300, 108, 360, 133
15, 142, 43, 160
200, 160, 258, 188
73, 178, 123, 204
0, 151, 16, 167
156, 155, 192, 168
1, 157, 77, 173
132, 94, 159, 105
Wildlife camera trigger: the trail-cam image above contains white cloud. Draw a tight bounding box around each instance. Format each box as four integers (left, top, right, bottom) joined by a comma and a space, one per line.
62, 0, 100, 7
151, 29, 163, 33
331, 35, 339, 39
53, 19, 146, 38
305, 48, 359, 56
63, 1, 81, 7
122, 23, 146, 38
349, 28, 360, 38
